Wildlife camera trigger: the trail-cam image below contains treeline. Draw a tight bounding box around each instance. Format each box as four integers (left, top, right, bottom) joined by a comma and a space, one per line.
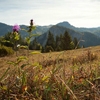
0, 31, 79, 53
30, 31, 80, 52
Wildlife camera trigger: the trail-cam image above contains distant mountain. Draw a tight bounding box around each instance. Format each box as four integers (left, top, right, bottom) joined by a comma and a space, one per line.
36, 25, 81, 46
80, 31, 100, 47
0, 22, 51, 37
0, 23, 12, 36
57, 21, 100, 36
36, 25, 100, 47
0, 21, 100, 47
57, 21, 75, 29
20, 25, 51, 38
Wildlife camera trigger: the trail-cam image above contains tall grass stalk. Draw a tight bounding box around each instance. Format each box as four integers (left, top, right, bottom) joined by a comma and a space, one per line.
0, 67, 10, 82
58, 76, 78, 100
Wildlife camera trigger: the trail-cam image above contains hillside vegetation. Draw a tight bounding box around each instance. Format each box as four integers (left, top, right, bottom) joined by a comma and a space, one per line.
0, 46, 100, 100
0, 20, 100, 100
1, 22, 100, 48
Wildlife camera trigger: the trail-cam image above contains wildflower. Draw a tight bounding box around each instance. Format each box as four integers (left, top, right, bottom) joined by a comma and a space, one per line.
13, 24, 20, 32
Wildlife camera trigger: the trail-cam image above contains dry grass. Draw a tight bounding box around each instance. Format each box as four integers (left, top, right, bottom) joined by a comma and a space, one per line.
0, 46, 100, 100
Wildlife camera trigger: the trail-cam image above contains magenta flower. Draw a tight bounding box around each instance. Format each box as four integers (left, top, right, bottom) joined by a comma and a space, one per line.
13, 24, 20, 32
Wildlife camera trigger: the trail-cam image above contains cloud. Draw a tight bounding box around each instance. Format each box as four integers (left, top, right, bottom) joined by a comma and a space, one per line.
91, 0, 100, 2
0, 0, 64, 10
0, 0, 100, 27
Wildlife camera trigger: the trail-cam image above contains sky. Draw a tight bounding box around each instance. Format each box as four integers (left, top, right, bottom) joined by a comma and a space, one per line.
0, 0, 100, 28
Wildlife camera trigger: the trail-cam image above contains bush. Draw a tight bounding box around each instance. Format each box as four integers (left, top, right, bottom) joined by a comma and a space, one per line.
45, 46, 54, 52
0, 45, 14, 57
56, 46, 62, 51
72, 50, 98, 65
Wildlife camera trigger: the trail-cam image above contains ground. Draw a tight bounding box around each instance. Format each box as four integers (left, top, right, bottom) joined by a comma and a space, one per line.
0, 46, 100, 100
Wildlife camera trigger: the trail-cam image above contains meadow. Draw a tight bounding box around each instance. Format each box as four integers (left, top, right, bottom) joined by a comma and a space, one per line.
0, 45, 100, 100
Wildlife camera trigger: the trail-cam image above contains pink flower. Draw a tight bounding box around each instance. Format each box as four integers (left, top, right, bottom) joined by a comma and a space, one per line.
13, 24, 20, 32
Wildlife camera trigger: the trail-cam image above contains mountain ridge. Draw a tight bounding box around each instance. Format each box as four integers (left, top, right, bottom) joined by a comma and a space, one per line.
36, 25, 100, 47
0, 21, 100, 47
0, 22, 51, 37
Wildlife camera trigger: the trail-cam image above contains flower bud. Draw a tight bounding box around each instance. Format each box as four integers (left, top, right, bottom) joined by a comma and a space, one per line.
30, 19, 33, 26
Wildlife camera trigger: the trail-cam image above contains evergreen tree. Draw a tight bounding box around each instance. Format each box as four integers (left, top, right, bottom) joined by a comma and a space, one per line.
41, 46, 45, 53
30, 38, 37, 50
45, 46, 54, 52
30, 38, 41, 50
55, 35, 62, 51
59, 34, 64, 50
45, 31, 56, 50
70, 41, 75, 49
61, 31, 72, 50
73, 37, 80, 49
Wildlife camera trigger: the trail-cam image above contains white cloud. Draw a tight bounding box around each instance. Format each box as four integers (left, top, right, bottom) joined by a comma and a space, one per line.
0, 0, 100, 27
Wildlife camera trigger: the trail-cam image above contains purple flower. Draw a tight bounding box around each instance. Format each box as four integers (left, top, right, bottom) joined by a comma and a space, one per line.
13, 24, 20, 32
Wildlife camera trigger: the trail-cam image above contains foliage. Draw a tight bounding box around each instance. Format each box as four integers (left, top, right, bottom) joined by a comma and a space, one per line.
61, 31, 72, 50
21, 19, 41, 56
72, 50, 98, 65
45, 46, 54, 52
56, 45, 62, 51
45, 31, 56, 50
0, 48, 100, 99
2, 32, 26, 48
44, 31, 76, 52
0, 20, 100, 100
29, 38, 41, 50
22, 20, 36, 46
55, 35, 63, 51
70, 41, 75, 49
41, 46, 45, 53
0, 45, 14, 57
73, 37, 80, 49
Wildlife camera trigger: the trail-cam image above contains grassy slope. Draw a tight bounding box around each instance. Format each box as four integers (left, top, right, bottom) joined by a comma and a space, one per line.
0, 46, 100, 100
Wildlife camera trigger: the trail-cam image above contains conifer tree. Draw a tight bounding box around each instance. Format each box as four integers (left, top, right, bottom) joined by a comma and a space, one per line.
55, 35, 62, 51
73, 37, 79, 49
30, 38, 41, 50
61, 31, 72, 50
45, 31, 56, 50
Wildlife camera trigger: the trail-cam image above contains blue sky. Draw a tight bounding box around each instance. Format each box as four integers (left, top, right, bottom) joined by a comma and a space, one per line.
0, 0, 100, 27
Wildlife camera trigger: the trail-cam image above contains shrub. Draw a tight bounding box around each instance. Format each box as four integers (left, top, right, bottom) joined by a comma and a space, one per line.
86, 50, 98, 61
0, 45, 14, 57
45, 46, 54, 52
56, 45, 62, 51
72, 50, 98, 65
